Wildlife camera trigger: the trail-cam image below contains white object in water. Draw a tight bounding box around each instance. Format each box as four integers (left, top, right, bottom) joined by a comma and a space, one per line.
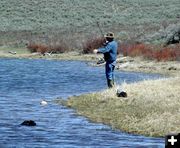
40, 100, 48, 106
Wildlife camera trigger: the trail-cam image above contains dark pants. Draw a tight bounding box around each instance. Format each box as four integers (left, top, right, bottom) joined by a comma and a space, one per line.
105, 62, 115, 88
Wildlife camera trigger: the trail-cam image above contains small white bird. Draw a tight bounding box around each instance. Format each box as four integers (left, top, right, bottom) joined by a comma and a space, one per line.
40, 100, 48, 106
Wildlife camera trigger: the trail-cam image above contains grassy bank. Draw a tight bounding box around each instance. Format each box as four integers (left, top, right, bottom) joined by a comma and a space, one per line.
0, 47, 101, 61
116, 56, 180, 77
60, 77, 180, 137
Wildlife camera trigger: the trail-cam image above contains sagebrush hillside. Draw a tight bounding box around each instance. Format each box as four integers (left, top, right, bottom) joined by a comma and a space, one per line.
0, 0, 180, 47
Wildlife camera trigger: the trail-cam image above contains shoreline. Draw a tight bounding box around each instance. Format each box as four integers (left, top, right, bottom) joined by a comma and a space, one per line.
0, 48, 179, 77
61, 77, 180, 137
1, 48, 180, 137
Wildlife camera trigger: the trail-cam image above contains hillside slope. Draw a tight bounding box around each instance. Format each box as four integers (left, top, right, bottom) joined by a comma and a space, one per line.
0, 0, 180, 47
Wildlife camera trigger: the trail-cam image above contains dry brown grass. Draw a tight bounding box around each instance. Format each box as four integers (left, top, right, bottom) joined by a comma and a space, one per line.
27, 41, 70, 54
116, 56, 180, 77
63, 77, 180, 137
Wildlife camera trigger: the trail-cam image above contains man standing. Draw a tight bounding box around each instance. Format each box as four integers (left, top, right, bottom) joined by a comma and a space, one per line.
93, 32, 118, 88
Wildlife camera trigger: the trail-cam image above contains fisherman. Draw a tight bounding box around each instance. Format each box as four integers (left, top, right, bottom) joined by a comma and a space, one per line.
93, 32, 118, 88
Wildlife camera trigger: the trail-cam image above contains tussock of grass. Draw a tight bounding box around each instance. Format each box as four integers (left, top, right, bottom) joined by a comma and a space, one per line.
64, 77, 180, 137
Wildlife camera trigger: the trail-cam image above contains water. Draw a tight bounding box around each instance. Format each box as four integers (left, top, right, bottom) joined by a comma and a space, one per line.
0, 58, 164, 148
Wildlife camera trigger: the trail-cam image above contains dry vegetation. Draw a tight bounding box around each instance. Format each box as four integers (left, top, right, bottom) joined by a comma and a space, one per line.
26, 37, 180, 62
61, 77, 180, 137
82, 36, 105, 54
27, 40, 70, 54
121, 43, 180, 61
0, 0, 180, 137
0, 0, 180, 48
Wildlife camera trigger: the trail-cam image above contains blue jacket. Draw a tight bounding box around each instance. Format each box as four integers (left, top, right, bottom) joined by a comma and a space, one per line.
98, 40, 117, 63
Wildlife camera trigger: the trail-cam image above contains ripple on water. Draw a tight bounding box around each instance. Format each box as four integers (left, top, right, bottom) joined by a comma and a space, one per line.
0, 58, 164, 147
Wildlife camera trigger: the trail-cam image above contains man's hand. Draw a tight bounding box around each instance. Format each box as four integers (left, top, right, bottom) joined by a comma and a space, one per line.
93, 49, 98, 54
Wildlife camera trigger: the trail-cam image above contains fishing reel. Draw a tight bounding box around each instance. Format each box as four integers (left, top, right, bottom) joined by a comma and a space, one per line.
97, 58, 105, 65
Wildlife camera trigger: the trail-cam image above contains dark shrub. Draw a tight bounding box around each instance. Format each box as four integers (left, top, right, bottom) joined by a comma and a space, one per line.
121, 42, 180, 61
82, 36, 105, 54
27, 40, 70, 54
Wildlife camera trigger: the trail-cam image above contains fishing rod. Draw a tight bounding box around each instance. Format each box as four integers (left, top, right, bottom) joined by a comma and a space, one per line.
95, 21, 106, 64
96, 21, 104, 37
96, 21, 109, 46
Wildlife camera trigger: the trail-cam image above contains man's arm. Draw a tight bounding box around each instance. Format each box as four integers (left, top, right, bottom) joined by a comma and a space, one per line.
93, 42, 112, 54
98, 43, 111, 53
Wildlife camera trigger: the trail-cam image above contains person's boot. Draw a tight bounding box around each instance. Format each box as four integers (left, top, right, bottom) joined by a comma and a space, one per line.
112, 79, 115, 86
107, 79, 114, 88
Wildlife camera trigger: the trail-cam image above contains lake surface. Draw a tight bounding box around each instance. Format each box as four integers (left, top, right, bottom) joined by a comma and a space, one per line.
0, 58, 164, 148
